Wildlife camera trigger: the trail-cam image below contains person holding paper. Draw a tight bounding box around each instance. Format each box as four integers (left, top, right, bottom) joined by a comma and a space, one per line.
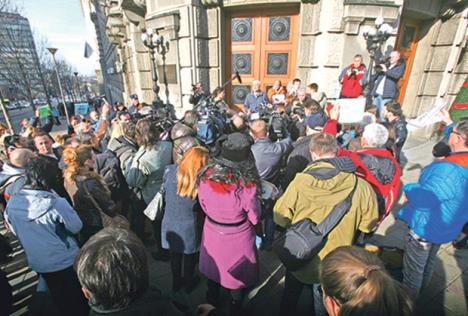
267, 80, 287, 107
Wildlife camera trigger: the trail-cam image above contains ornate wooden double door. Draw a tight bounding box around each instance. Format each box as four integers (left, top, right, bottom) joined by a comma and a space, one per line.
226, 10, 299, 110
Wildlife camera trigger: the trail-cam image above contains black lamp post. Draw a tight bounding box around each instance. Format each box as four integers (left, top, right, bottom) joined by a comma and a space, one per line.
361, 17, 393, 106
141, 29, 170, 107
73, 72, 82, 102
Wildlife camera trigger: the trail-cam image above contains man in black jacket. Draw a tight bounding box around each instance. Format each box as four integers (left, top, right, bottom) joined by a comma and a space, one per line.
384, 102, 408, 163
33, 132, 69, 201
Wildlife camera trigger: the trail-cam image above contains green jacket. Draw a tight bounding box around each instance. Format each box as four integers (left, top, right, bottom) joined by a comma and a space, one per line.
273, 161, 378, 284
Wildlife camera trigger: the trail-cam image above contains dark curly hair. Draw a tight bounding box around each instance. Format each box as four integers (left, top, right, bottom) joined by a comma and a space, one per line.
197, 156, 262, 196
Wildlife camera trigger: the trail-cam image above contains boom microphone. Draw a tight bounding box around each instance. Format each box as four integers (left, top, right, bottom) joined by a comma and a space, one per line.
235, 71, 242, 84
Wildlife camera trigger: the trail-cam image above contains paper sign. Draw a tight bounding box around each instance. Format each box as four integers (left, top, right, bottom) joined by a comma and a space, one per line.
38, 105, 50, 119
407, 100, 445, 132
337, 98, 366, 123
75, 103, 90, 116
272, 94, 285, 104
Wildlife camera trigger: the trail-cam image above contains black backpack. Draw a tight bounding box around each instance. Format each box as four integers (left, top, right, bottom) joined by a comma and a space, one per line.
94, 151, 129, 202
272, 167, 358, 271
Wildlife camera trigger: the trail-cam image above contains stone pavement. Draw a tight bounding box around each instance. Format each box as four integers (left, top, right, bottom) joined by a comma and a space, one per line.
144, 135, 468, 316
3, 134, 467, 316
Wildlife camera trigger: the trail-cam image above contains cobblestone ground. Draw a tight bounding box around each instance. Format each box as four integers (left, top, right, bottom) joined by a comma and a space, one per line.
2, 135, 467, 316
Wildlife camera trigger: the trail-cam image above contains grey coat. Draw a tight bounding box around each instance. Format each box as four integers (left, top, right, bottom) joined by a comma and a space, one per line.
125, 141, 172, 204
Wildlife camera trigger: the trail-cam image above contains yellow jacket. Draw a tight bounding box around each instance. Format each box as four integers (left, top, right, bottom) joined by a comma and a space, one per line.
273, 161, 378, 284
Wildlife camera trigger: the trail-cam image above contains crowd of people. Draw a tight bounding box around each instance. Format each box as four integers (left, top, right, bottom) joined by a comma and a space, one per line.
0, 49, 467, 316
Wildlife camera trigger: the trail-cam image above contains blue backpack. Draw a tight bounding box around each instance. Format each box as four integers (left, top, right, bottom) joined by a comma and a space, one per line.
197, 115, 224, 145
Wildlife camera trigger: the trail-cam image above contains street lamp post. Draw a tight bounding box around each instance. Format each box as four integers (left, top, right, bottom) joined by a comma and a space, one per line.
73, 72, 82, 102
361, 17, 393, 106
141, 29, 170, 107
47, 47, 70, 122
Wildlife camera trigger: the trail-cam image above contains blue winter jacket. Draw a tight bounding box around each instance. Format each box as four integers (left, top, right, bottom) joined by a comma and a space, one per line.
5, 189, 82, 273
244, 92, 269, 113
398, 155, 468, 244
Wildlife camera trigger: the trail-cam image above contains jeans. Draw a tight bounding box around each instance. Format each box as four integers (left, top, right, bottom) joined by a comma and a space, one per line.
402, 231, 441, 297
373, 95, 392, 121
263, 199, 276, 249
280, 270, 327, 316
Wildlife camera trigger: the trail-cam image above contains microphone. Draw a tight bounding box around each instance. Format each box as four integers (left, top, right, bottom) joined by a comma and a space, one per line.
235, 71, 242, 84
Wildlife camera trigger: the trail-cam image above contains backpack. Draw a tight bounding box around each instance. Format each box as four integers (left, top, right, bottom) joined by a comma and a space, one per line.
94, 151, 129, 201
272, 167, 358, 271
197, 114, 225, 146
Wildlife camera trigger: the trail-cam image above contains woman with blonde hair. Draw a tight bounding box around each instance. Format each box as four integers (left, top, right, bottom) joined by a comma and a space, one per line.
320, 246, 413, 316
160, 146, 209, 292
63, 145, 117, 245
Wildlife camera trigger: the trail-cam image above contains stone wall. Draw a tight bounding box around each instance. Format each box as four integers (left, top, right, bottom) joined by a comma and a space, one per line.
403, 9, 467, 138
297, 0, 401, 98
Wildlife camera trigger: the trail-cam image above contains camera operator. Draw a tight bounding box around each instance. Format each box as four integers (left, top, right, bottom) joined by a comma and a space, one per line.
212, 86, 237, 117
338, 54, 367, 98
171, 110, 200, 164
250, 119, 293, 250
244, 80, 269, 114
373, 51, 405, 121
189, 82, 210, 106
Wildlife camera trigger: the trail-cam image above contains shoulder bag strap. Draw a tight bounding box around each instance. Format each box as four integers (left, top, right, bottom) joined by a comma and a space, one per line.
81, 180, 104, 213
315, 176, 358, 236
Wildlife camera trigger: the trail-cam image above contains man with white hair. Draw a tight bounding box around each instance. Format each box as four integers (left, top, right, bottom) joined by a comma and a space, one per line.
372, 51, 405, 121
244, 80, 269, 113
339, 123, 401, 222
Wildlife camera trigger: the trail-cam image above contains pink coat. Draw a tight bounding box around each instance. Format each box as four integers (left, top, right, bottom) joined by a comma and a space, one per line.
198, 178, 262, 289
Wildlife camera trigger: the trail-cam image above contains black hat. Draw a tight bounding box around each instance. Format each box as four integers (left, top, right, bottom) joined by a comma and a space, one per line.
220, 132, 253, 162
130, 94, 138, 100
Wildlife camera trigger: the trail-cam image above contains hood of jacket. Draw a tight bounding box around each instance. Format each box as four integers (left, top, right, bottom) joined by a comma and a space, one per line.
358, 150, 396, 184
0, 163, 24, 186
171, 122, 196, 140
9, 189, 58, 221
107, 136, 137, 154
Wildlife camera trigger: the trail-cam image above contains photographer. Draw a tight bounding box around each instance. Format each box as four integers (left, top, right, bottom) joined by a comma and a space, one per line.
338, 54, 367, 98
189, 82, 210, 106
373, 51, 406, 121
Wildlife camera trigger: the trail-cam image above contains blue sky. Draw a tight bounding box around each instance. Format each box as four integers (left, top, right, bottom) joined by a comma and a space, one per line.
21, 0, 96, 75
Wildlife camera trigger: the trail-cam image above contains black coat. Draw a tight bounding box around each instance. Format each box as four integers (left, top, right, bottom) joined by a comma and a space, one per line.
281, 135, 313, 189
89, 290, 182, 316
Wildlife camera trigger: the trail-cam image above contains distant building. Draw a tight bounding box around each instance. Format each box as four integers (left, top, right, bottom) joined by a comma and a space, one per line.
0, 12, 43, 102
81, 0, 125, 105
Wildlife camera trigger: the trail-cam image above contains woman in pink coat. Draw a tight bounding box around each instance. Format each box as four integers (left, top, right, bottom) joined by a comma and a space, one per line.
197, 133, 262, 314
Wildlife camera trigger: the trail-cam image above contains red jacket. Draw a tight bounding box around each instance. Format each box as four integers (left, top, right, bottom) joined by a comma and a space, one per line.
340, 64, 366, 98
339, 147, 401, 223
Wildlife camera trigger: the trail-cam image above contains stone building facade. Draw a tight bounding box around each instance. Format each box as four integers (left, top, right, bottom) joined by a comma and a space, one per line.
81, 0, 125, 104
95, 0, 466, 136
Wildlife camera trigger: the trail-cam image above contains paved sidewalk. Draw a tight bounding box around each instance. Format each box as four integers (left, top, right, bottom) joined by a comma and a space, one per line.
3, 135, 467, 316
143, 136, 467, 315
